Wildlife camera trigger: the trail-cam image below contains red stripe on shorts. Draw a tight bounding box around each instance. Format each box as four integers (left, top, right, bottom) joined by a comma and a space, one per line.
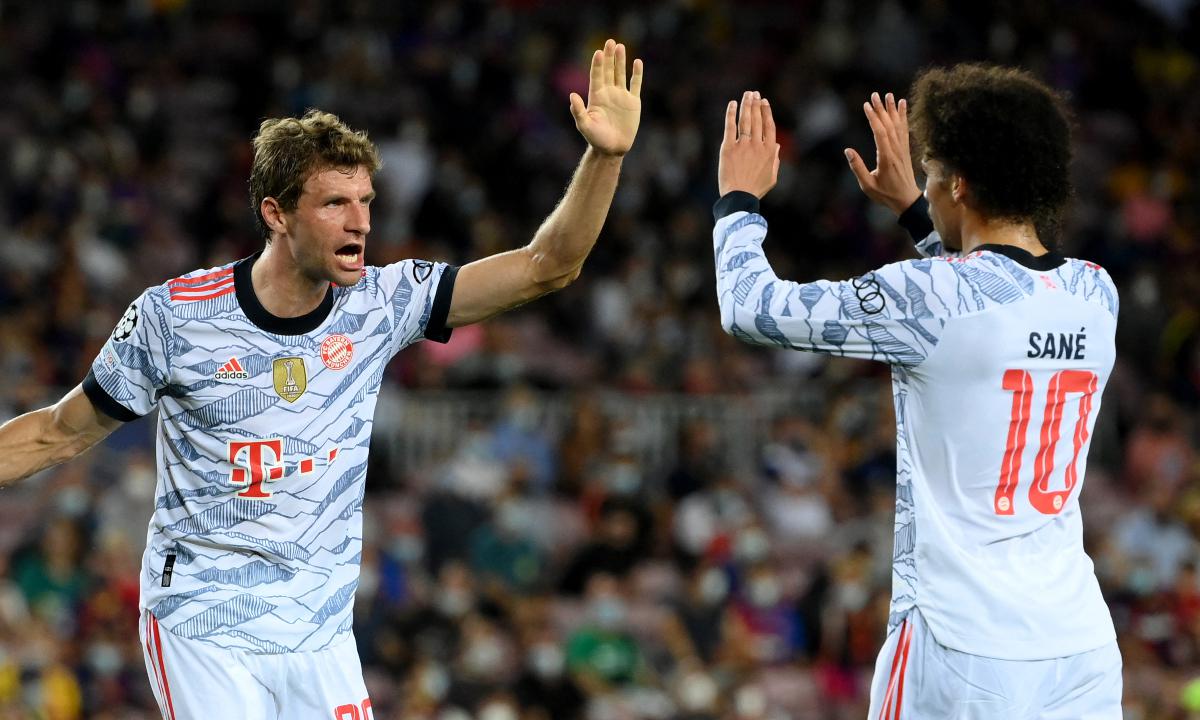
151, 615, 177, 720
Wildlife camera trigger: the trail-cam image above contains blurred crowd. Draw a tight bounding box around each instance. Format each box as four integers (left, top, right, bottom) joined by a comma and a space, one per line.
0, 0, 1198, 718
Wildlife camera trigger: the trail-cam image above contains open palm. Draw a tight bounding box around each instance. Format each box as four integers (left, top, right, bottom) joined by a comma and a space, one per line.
570, 39, 643, 156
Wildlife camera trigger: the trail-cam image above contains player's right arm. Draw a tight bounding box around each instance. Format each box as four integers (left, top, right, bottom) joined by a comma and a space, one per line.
0, 385, 121, 486
0, 286, 174, 486
844, 91, 955, 258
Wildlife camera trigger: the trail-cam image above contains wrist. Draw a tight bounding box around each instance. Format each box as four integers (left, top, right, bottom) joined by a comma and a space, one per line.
713, 191, 760, 221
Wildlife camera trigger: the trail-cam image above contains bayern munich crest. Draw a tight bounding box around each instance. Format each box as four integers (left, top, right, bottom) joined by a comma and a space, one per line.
320, 334, 354, 370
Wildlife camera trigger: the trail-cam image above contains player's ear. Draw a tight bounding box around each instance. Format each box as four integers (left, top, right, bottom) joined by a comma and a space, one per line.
950, 174, 967, 205
261, 197, 288, 236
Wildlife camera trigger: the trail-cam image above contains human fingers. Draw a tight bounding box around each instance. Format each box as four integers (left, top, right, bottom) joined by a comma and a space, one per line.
738, 91, 753, 139
630, 58, 643, 96
844, 147, 874, 190
763, 97, 776, 145
588, 49, 604, 99
871, 91, 900, 149
863, 100, 894, 161
601, 39, 616, 88
614, 42, 626, 88
884, 92, 904, 149
750, 92, 763, 141
723, 100, 737, 145
570, 92, 587, 124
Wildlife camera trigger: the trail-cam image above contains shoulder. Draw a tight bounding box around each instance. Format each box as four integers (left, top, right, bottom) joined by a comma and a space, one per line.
162, 262, 239, 309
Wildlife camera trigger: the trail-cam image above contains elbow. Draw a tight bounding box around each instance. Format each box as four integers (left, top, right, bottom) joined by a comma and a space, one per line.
717, 299, 738, 336
527, 245, 582, 295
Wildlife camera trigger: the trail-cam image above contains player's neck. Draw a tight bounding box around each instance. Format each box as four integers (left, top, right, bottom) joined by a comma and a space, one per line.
959, 214, 1048, 256
250, 245, 330, 318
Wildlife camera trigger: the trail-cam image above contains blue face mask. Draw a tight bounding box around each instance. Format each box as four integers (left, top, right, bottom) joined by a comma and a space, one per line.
591, 597, 627, 628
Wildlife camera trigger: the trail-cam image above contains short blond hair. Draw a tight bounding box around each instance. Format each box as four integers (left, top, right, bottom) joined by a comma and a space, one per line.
249, 109, 381, 238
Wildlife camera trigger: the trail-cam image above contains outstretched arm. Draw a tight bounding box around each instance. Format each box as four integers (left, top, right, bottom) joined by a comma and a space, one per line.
0, 385, 121, 486
446, 39, 643, 328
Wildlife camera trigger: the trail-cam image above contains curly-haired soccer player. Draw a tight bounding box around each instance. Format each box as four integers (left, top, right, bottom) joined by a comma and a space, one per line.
714, 67, 1120, 718
0, 39, 642, 720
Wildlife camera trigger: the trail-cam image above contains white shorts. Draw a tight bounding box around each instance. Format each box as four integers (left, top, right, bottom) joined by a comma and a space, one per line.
139, 610, 373, 720
868, 607, 1121, 720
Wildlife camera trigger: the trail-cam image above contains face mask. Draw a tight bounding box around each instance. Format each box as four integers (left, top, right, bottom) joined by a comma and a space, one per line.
122, 465, 157, 501
838, 582, 868, 611
699, 569, 729, 605
496, 502, 529, 535
748, 577, 781, 608
528, 643, 564, 679
56, 486, 89, 517
437, 589, 473, 618
419, 663, 449, 701
734, 528, 770, 563
591, 597, 627, 629
735, 685, 767, 717
463, 636, 504, 676
678, 671, 718, 711
607, 463, 642, 496
478, 704, 519, 720
86, 642, 122, 676
389, 536, 424, 563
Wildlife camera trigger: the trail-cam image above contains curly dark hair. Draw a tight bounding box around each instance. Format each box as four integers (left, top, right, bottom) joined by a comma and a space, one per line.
909, 64, 1072, 237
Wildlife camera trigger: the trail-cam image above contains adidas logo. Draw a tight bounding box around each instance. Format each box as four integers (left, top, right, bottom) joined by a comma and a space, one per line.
214, 357, 249, 380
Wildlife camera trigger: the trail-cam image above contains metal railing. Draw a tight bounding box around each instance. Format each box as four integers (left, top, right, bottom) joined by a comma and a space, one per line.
376, 388, 823, 480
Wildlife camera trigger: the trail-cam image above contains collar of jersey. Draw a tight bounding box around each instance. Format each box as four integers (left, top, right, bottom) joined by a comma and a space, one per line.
234, 251, 335, 335
973, 243, 1066, 271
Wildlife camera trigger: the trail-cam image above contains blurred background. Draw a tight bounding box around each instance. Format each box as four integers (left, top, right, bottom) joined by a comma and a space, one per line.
0, 0, 1198, 718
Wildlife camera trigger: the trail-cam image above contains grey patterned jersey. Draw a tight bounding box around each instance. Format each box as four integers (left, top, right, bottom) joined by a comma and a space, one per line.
85, 253, 456, 652
714, 195, 1120, 659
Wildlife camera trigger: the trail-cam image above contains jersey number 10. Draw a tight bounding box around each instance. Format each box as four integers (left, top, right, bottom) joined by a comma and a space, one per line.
994, 369, 1099, 516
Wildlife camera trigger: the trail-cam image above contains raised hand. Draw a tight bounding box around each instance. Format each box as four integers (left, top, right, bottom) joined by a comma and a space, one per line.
845, 92, 922, 216
718, 91, 780, 198
570, 39, 643, 157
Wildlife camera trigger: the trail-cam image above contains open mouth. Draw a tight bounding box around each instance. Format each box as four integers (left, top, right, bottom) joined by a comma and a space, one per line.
335, 242, 363, 266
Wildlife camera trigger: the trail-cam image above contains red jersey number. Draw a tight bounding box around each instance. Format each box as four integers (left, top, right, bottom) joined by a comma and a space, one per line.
994, 369, 1099, 516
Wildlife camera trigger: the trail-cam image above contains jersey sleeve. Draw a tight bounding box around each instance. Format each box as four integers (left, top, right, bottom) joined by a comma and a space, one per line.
713, 194, 954, 367
376, 259, 459, 356
83, 287, 174, 421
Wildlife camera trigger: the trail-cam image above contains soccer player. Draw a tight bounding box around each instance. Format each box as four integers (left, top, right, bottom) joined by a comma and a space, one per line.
0, 39, 642, 719
713, 68, 1121, 718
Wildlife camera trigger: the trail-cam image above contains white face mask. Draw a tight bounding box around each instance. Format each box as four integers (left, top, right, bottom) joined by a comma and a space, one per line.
748, 577, 781, 608
698, 568, 729, 605
436, 589, 473, 618
591, 597, 627, 629
678, 671, 718, 711
735, 528, 770, 563
419, 663, 450, 701
528, 643, 565, 679
463, 636, 505, 676
478, 704, 519, 720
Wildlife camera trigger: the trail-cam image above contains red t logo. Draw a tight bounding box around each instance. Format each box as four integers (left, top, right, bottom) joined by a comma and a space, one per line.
228, 439, 285, 498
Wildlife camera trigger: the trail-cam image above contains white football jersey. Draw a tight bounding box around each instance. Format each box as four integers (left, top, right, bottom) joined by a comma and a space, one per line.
86, 253, 456, 652
714, 193, 1118, 660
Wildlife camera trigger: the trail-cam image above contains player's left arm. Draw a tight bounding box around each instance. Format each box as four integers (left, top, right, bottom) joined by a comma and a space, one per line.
446, 39, 643, 328
714, 93, 948, 365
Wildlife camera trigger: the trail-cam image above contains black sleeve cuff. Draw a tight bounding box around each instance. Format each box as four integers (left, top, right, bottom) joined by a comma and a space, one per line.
713, 191, 761, 221
424, 265, 458, 343
898, 195, 935, 243
82, 370, 141, 422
